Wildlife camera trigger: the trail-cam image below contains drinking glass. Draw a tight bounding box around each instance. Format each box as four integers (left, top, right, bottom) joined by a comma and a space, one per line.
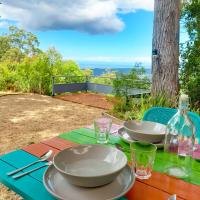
130, 141, 157, 179
94, 117, 112, 144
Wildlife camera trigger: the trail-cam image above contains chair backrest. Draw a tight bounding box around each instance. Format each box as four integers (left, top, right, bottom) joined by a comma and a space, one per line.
143, 106, 200, 139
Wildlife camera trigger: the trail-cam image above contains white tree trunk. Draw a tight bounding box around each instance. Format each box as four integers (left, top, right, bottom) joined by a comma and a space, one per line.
152, 0, 180, 97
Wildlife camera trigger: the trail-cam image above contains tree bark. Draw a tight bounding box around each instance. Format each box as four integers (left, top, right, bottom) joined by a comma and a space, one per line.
152, 0, 180, 97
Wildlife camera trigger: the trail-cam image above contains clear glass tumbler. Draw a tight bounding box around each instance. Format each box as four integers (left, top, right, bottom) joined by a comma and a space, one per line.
130, 141, 157, 179
94, 117, 112, 144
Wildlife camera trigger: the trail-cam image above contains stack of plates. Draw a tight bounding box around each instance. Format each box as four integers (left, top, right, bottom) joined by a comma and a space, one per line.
43, 145, 135, 200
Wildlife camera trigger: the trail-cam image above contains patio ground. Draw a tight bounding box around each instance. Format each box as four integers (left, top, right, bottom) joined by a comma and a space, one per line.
0, 93, 103, 199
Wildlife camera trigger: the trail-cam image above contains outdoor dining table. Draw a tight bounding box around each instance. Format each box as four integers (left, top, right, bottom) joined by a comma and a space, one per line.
1, 127, 200, 200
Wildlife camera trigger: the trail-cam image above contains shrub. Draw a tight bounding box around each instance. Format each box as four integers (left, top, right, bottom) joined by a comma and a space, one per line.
15, 53, 52, 94
110, 93, 177, 120
0, 62, 17, 90
112, 67, 150, 107
90, 72, 116, 86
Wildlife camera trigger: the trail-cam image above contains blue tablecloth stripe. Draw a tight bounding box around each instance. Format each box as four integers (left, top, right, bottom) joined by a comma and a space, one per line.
0, 150, 128, 200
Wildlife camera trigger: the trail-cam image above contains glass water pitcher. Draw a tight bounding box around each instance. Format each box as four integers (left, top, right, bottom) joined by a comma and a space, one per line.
164, 94, 195, 178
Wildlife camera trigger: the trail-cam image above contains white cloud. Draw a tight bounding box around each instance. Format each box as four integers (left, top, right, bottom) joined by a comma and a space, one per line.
0, 0, 154, 34
0, 21, 9, 28
116, 0, 154, 13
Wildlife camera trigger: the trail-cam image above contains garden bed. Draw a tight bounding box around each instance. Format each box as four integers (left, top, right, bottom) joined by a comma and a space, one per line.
55, 92, 114, 110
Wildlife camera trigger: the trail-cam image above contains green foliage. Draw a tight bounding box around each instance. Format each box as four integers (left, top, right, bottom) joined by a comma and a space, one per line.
46, 47, 62, 67
15, 53, 85, 94
131, 94, 177, 120
0, 26, 87, 95
109, 67, 153, 120
0, 26, 40, 62
113, 68, 150, 95
0, 36, 11, 60
82, 68, 93, 77
56, 60, 85, 84
111, 94, 177, 120
8, 26, 40, 56
181, 0, 200, 108
15, 53, 52, 94
90, 72, 116, 85
112, 67, 150, 106
0, 62, 17, 90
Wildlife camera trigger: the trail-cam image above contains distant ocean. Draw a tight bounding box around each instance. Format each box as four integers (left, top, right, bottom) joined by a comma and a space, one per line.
87, 67, 152, 77
79, 62, 152, 77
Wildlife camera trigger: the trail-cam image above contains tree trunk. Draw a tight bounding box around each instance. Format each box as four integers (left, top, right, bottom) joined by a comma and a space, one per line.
152, 0, 180, 97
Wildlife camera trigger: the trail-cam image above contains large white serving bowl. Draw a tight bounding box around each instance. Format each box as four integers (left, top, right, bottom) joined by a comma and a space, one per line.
53, 144, 127, 187
123, 120, 166, 143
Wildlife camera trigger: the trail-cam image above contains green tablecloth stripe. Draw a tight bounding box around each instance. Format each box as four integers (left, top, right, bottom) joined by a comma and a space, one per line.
59, 128, 200, 186
76, 129, 129, 147
59, 128, 131, 160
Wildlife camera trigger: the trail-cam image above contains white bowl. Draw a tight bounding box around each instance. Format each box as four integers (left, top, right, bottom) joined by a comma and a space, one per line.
123, 120, 166, 143
53, 144, 127, 187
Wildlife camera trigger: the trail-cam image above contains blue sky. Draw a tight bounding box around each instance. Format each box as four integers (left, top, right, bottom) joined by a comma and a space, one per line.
0, 0, 187, 68
35, 10, 153, 66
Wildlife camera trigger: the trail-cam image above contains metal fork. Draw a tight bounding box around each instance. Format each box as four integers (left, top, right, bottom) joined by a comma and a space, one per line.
12, 161, 52, 179
7, 150, 52, 176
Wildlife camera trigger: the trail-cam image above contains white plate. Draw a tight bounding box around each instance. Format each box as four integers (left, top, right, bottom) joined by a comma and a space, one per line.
118, 127, 164, 148
43, 164, 135, 200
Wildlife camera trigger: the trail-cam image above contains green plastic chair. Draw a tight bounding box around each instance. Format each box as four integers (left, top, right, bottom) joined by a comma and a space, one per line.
142, 107, 200, 140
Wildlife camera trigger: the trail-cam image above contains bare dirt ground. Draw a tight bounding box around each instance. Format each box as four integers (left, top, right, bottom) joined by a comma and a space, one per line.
0, 93, 103, 199
56, 92, 114, 110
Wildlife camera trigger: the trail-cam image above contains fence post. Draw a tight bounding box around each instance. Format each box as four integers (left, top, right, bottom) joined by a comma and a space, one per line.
85, 76, 89, 92
52, 76, 55, 96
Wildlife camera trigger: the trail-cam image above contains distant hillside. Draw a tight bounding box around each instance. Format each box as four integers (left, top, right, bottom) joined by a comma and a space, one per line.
90, 67, 151, 76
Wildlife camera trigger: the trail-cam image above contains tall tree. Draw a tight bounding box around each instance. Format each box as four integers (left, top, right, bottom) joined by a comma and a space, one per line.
152, 0, 181, 97
0, 26, 40, 62
181, 0, 200, 106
